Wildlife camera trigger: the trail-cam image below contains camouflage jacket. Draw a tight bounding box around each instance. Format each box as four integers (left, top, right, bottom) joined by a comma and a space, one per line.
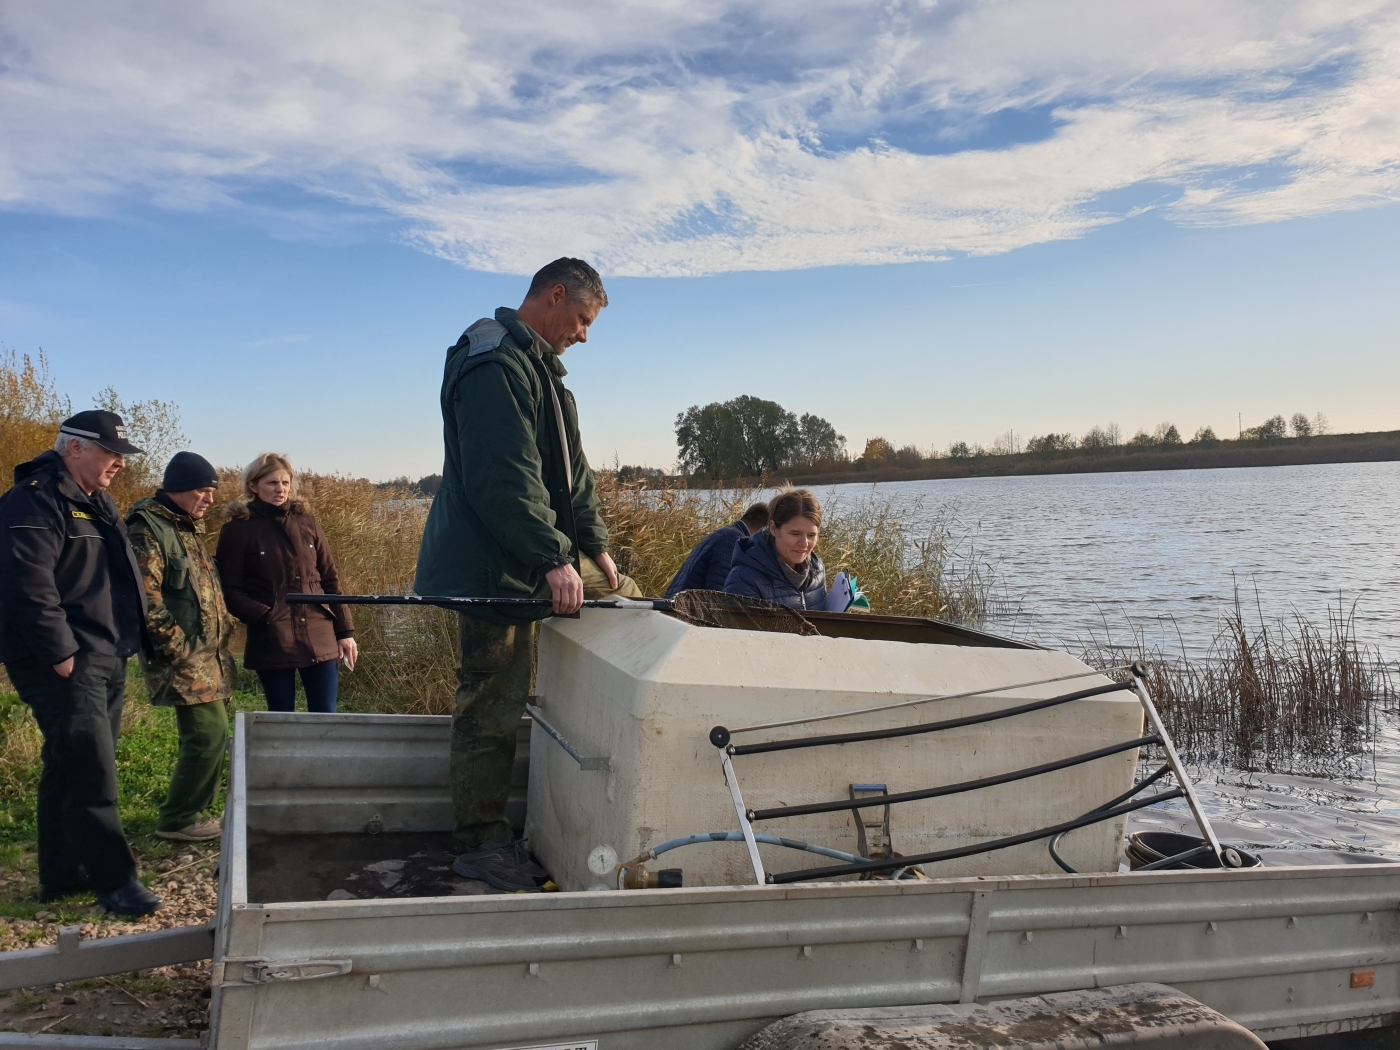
126, 496, 235, 706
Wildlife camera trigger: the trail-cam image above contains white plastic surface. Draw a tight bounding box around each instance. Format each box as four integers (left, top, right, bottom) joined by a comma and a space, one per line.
526, 610, 1144, 890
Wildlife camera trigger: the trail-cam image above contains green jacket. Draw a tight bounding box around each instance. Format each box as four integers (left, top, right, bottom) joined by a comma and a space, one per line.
414, 307, 608, 621
126, 496, 235, 706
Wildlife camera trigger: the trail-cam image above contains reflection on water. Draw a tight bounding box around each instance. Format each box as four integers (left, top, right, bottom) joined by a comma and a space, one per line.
817, 461, 1400, 866
1129, 716, 1400, 865
819, 460, 1400, 660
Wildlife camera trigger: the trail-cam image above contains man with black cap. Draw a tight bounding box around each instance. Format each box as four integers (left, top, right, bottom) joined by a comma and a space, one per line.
126, 452, 234, 844
0, 410, 160, 917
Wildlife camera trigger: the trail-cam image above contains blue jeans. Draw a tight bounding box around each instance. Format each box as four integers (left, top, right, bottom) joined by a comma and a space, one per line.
257, 660, 339, 713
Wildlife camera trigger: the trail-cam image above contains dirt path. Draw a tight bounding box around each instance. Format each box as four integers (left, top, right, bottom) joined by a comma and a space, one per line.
0, 842, 219, 1040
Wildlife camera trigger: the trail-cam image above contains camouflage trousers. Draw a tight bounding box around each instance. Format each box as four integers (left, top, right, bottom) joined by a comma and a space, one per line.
449, 558, 640, 845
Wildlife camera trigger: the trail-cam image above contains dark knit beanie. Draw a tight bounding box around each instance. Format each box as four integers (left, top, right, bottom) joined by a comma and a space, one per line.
162, 451, 219, 493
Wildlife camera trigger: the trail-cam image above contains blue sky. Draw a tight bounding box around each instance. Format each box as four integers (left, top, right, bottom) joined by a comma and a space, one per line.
2, 2, 1399, 479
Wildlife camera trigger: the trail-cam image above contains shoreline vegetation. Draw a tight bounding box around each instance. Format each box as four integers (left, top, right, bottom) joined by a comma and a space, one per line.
607, 392, 1400, 490
788, 428, 1400, 487
614, 428, 1400, 490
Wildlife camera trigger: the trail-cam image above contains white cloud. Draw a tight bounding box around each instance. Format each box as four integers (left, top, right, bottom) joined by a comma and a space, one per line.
2, 0, 1398, 274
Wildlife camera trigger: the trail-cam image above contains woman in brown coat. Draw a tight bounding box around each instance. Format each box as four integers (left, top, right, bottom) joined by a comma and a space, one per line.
215, 453, 356, 712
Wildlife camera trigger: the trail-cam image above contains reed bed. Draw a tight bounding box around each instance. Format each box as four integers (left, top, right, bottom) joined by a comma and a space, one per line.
1082, 597, 1396, 775
596, 474, 995, 625
1, 462, 1389, 777
259, 473, 997, 714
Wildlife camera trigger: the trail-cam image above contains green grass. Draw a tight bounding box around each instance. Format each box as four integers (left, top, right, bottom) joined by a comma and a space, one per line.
0, 664, 265, 918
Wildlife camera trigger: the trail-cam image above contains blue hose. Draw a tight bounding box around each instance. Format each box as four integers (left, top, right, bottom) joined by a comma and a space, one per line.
648, 831, 860, 864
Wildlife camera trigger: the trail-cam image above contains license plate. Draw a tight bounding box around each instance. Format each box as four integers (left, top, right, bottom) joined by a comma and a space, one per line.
498, 1043, 597, 1050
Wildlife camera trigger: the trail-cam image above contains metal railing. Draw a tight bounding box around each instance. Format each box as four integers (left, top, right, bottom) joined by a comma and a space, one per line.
0, 921, 214, 992
708, 661, 1240, 884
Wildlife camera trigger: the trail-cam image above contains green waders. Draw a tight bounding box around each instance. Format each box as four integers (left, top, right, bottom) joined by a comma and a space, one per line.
451, 615, 537, 846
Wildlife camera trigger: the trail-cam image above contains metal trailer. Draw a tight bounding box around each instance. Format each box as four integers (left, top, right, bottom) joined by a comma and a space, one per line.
209, 710, 1400, 1050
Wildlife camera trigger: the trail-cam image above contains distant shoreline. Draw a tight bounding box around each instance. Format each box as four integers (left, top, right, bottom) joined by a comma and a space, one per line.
652, 430, 1400, 490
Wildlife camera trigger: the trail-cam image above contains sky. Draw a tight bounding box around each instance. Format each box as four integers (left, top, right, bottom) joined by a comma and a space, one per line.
2, 1, 1399, 479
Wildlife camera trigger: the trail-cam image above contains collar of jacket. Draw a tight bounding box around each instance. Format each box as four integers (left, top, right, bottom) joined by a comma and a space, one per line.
226, 498, 307, 521
19, 451, 111, 518
142, 492, 202, 533
250, 498, 292, 520
495, 307, 568, 378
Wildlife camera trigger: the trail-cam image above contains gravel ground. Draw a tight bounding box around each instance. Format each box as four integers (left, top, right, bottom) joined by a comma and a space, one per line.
0, 841, 219, 1040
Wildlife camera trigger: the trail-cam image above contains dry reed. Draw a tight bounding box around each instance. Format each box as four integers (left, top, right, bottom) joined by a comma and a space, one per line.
1083, 594, 1396, 774
225, 473, 999, 714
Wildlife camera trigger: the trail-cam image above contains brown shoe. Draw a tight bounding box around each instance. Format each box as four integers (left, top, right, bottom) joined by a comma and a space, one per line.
155, 818, 222, 842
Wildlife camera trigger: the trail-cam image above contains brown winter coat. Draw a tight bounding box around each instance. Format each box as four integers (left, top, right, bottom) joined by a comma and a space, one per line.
214, 499, 353, 672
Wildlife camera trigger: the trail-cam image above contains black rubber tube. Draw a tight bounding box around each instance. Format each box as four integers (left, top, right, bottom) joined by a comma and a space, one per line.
729, 680, 1133, 757
767, 788, 1185, 883
748, 735, 1160, 822
1047, 763, 1173, 873
1133, 844, 1215, 872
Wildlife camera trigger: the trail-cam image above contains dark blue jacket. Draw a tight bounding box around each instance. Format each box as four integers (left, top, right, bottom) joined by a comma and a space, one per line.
0, 451, 147, 664
723, 529, 827, 611
665, 521, 748, 597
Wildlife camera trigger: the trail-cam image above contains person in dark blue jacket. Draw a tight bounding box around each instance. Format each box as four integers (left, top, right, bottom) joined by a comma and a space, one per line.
0, 412, 161, 918
665, 502, 769, 597
723, 488, 827, 611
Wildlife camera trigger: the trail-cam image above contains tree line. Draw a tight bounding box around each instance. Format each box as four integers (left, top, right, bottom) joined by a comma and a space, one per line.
627, 397, 1338, 482
673, 396, 846, 479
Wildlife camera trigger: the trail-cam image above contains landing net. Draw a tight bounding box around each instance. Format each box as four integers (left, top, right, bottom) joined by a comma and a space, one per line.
668, 590, 819, 637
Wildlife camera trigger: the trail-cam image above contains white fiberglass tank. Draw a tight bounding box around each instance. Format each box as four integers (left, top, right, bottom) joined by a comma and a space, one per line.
526, 608, 1144, 891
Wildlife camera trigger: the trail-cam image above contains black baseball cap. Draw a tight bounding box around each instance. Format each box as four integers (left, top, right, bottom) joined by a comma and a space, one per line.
58, 410, 144, 455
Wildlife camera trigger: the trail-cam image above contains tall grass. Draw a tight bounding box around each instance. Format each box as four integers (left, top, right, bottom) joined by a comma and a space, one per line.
1082, 594, 1396, 774
596, 474, 995, 624
200, 473, 458, 716
250, 472, 999, 714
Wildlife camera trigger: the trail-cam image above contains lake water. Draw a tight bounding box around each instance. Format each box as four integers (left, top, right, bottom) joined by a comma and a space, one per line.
819, 461, 1400, 863
820, 460, 1400, 660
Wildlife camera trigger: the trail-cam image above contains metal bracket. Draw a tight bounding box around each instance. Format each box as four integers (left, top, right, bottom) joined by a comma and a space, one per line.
849, 783, 892, 859
710, 729, 765, 885
1129, 663, 1232, 867
226, 956, 353, 984
525, 702, 611, 771
960, 891, 992, 1003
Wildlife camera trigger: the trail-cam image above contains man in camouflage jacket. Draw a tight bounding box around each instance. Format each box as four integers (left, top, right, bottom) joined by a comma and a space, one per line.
126, 452, 234, 842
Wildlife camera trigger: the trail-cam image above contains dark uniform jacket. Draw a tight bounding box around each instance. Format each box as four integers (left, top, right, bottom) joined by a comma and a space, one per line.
215, 499, 353, 671
0, 451, 147, 665
723, 529, 828, 611
126, 494, 235, 706
665, 521, 748, 597
414, 307, 608, 622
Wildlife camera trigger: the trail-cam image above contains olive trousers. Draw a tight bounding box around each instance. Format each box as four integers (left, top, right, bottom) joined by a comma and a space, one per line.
157, 700, 229, 832
449, 558, 640, 846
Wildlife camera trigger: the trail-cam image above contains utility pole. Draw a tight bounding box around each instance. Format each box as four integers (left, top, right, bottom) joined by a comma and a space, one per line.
1238, 413, 1242, 439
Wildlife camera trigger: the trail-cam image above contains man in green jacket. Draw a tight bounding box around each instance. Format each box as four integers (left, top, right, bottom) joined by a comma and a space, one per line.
126, 452, 235, 843
416, 257, 637, 891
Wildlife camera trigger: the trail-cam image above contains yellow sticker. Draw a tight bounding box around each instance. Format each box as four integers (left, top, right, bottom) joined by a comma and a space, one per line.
70, 510, 95, 521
